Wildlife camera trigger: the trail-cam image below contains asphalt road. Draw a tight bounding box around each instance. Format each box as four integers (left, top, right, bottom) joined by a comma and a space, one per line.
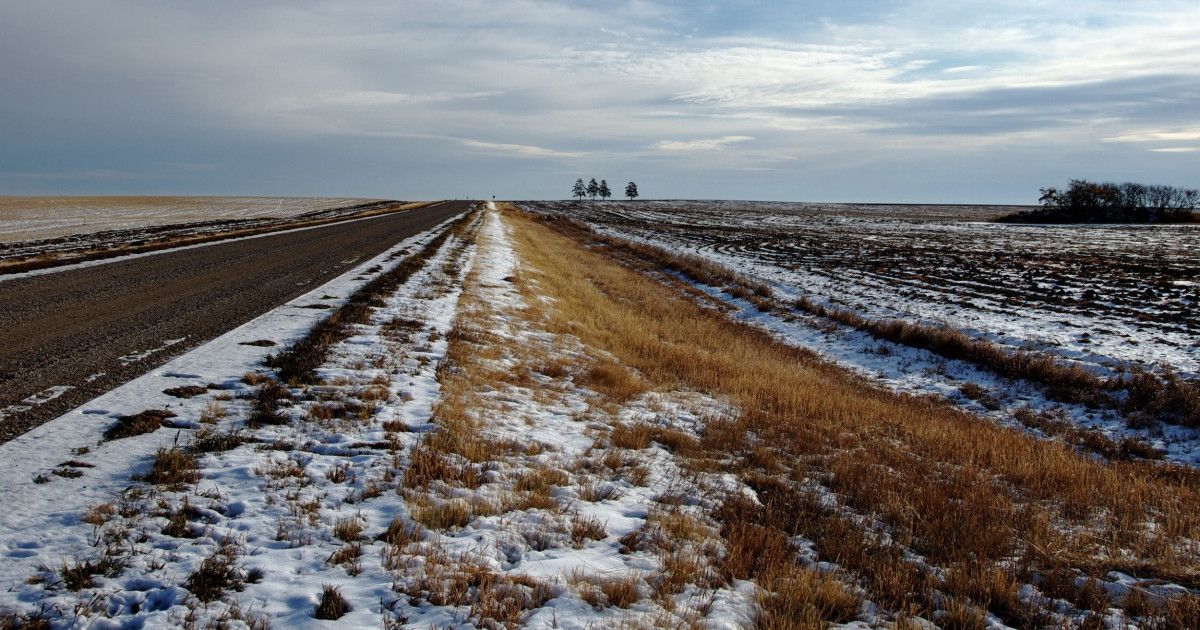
0, 200, 472, 442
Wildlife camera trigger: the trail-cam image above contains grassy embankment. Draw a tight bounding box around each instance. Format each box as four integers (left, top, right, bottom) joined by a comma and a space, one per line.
480, 205, 1200, 628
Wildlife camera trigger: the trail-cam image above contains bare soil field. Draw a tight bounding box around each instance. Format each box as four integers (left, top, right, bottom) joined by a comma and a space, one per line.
0, 196, 384, 243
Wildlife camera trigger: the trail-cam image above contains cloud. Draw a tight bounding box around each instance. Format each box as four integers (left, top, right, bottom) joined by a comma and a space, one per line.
654, 136, 754, 151
2, 0, 1199, 201
1104, 129, 1200, 143
313, 91, 502, 107
459, 139, 589, 159
1150, 147, 1200, 153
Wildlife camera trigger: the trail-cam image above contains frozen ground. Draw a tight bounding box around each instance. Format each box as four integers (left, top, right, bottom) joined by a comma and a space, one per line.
0, 205, 763, 628
521, 200, 1200, 465
0, 197, 382, 243
2, 201, 1195, 628
0, 210, 463, 627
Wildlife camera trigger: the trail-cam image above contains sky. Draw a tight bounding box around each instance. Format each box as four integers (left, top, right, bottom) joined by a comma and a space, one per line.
1, 1, 1199, 203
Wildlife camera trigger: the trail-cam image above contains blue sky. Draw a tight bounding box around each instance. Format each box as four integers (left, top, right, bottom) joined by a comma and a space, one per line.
2, 0, 1198, 203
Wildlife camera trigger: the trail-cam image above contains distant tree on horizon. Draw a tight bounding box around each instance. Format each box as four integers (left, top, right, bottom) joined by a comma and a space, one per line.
572, 178, 586, 201
599, 179, 612, 201
587, 178, 600, 200
625, 181, 639, 201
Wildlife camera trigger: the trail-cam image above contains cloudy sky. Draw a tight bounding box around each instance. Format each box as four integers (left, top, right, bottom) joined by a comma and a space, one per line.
2, 1, 1199, 203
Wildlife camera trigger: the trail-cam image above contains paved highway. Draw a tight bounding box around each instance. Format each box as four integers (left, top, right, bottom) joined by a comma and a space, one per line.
0, 200, 473, 442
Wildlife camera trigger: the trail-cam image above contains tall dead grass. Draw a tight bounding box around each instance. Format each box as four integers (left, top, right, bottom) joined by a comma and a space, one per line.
507, 206, 1200, 625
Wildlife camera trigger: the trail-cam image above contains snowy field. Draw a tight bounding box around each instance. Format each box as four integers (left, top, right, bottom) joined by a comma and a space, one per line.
522, 200, 1200, 465
0, 205, 760, 628
0, 197, 381, 242
1, 202, 1197, 629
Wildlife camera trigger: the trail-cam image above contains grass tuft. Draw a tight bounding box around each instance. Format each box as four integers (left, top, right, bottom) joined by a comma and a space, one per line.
103, 409, 177, 441
314, 584, 350, 620
139, 447, 200, 488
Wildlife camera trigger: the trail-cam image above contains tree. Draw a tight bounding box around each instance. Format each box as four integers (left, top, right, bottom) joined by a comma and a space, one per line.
572, 178, 586, 201
599, 179, 612, 201
625, 181, 639, 201
586, 178, 600, 200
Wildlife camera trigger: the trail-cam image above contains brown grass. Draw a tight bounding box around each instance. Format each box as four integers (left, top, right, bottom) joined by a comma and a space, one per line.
139, 448, 200, 488
332, 515, 364, 542
103, 409, 177, 441
314, 584, 351, 620
504, 205, 1200, 624
184, 542, 243, 603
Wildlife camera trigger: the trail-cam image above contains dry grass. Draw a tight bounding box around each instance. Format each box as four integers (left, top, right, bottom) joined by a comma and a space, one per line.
139, 448, 200, 489
332, 515, 364, 542
183, 541, 244, 603
102, 409, 177, 441
505, 206, 1200, 625
314, 584, 350, 620
571, 571, 644, 610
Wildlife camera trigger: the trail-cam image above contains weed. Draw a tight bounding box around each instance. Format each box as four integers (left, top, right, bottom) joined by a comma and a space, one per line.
198, 400, 227, 424
103, 409, 177, 441
247, 379, 291, 428
60, 554, 127, 591
326, 543, 363, 576
332, 515, 364, 542
188, 427, 253, 454
314, 584, 350, 620
183, 542, 243, 603
139, 448, 200, 488
578, 480, 623, 502
163, 385, 207, 399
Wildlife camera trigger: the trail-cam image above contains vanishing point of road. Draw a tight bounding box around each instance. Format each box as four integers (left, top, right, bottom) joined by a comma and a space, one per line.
0, 200, 473, 443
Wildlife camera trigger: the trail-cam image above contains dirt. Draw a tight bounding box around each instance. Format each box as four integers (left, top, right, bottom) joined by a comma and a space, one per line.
0, 200, 472, 443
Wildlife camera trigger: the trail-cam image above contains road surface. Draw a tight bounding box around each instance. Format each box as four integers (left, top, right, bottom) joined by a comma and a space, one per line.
0, 200, 473, 442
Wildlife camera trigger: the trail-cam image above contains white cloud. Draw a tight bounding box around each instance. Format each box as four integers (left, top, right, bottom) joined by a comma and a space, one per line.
459, 139, 589, 158
1104, 130, 1200, 143
653, 136, 754, 151
1150, 147, 1200, 153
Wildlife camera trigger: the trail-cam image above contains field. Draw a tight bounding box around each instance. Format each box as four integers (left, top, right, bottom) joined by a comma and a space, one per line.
0, 196, 383, 243
0, 202, 1198, 629
524, 200, 1200, 463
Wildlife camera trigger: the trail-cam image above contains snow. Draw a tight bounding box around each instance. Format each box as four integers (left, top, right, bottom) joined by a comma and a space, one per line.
0, 205, 764, 627
0, 210, 465, 627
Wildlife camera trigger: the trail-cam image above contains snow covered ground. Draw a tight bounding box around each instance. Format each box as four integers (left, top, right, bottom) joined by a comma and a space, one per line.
520, 201, 1200, 466
3, 200, 1195, 628
0, 210, 462, 627
0, 205, 762, 628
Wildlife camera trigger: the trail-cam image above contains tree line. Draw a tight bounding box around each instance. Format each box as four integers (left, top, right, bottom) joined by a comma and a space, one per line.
999, 179, 1199, 223
572, 178, 638, 201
